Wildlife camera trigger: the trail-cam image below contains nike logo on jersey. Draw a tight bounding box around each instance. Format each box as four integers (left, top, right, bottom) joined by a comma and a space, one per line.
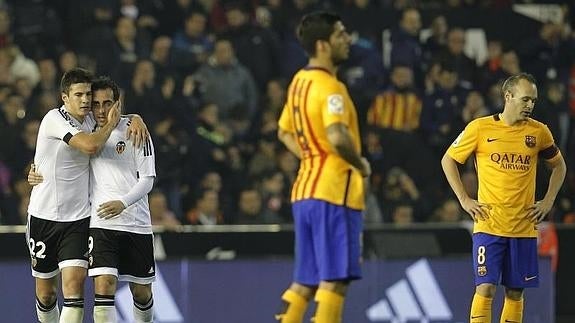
487, 138, 499, 142
148, 266, 155, 274
524, 275, 537, 281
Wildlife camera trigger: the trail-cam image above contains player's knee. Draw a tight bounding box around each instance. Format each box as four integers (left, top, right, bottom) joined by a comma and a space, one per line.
61, 271, 87, 296
95, 275, 117, 295
319, 280, 349, 296
504, 287, 523, 301
289, 282, 316, 300
475, 283, 496, 298
130, 283, 152, 304
36, 291, 57, 307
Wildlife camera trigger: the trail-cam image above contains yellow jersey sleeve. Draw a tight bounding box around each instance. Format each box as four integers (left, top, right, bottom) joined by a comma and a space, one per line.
321, 81, 350, 128
447, 119, 480, 164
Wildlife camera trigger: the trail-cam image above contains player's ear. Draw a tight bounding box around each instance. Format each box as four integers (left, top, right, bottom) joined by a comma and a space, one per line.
61, 92, 68, 104
504, 90, 511, 102
316, 39, 328, 54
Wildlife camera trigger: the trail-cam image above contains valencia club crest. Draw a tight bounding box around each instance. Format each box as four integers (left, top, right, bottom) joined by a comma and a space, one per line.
116, 141, 126, 154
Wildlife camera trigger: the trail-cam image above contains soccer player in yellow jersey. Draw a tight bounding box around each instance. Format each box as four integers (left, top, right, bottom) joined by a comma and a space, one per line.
275, 11, 371, 323
441, 73, 566, 323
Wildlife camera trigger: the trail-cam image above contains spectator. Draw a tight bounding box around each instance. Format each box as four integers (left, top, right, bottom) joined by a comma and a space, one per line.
477, 39, 503, 91
194, 38, 259, 121
124, 59, 164, 127
420, 62, 468, 156
221, 3, 281, 91
461, 90, 490, 123
248, 131, 278, 177
381, 167, 427, 221
185, 188, 224, 225
258, 170, 290, 222
94, 16, 151, 87
187, 103, 230, 185
434, 28, 477, 85
149, 190, 182, 231
235, 186, 283, 224
340, 0, 385, 48
422, 15, 448, 66
0, 45, 40, 87
390, 8, 424, 85
171, 11, 214, 70
429, 198, 465, 223
366, 64, 428, 178
390, 202, 415, 226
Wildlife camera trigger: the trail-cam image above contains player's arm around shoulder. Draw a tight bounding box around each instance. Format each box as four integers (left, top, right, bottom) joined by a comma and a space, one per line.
69, 101, 120, 155
123, 113, 150, 147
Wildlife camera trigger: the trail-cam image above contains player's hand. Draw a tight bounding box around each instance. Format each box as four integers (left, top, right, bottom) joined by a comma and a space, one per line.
107, 100, 121, 126
460, 197, 491, 222
526, 200, 553, 223
27, 164, 43, 186
126, 114, 150, 148
360, 157, 371, 178
97, 200, 126, 219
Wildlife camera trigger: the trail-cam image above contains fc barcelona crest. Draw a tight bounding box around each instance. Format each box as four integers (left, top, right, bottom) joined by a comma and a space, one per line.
525, 135, 536, 148
116, 141, 126, 154
477, 265, 487, 277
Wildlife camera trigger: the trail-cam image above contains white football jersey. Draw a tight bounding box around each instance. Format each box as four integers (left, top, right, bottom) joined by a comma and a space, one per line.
28, 106, 96, 222
89, 117, 156, 234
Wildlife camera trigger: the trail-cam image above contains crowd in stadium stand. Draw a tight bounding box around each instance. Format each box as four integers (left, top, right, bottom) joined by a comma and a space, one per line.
1, 0, 575, 227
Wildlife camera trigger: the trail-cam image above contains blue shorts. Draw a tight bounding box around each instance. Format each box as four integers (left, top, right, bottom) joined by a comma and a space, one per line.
292, 199, 363, 286
472, 233, 538, 288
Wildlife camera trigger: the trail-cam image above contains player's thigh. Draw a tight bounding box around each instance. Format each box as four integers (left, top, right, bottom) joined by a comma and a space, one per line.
117, 232, 155, 284
311, 202, 362, 282
292, 201, 319, 286
58, 217, 90, 269
27, 215, 61, 278
502, 237, 538, 288
472, 233, 507, 285
88, 228, 121, 278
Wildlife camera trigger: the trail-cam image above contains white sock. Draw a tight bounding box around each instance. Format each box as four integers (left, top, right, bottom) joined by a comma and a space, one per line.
133, 296, 154, 323
60, 298, 84, 323
36, 298, 59, 323
94, 294, 116, 323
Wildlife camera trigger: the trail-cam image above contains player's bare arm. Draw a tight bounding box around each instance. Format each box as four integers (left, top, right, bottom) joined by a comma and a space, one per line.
69, 101, 120, 155
441, 152, 490, 222
326, 123, 371, 177
278, 128, 301, 159
527, 154, 566, 223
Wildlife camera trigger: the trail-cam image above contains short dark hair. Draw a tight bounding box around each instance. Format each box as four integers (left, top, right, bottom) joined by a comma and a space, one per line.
91, 76, 120, 101
297, 11, 341, 57
60, 68, 93, 95
501, 73, 536, 96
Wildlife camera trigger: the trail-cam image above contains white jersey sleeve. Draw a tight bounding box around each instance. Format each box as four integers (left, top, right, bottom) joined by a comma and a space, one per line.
44, 107, 85, 143
136, 136, 157, 178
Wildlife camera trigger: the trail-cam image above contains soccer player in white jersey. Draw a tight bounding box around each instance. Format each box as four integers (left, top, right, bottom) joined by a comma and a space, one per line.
26, 68, 120, 323
27, 69, 149, 323
88, 76, 156, 323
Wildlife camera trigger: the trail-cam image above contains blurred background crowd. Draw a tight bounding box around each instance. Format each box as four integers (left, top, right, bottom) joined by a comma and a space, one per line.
1, 0, 575, 229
